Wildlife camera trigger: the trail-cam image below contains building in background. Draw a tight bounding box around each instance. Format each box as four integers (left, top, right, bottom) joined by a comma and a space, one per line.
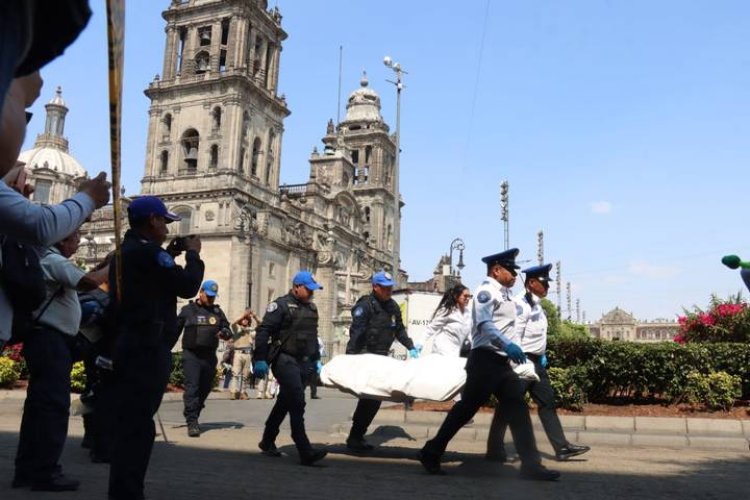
588, 307, 679, 343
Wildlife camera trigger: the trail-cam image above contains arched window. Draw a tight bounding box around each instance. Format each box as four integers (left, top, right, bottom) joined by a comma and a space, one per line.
242, 111, 250, 138
364, 206, 371, 222
181, 128, 199, 174
160, 150, 169, 174
363, 231, 369, 244
209, 144, 218, 169
195, 51, 210, 74
162, 113, 172, 137
212, 106, 222, 130
251, 137, 262, 177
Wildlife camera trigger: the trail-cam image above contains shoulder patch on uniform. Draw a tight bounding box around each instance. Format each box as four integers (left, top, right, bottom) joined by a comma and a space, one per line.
156, 251, 175, 268
353, 306, 364, 318
266, 302, 278, 313
477, 291, 491, 304
516, 304, 524, 315
309, 303, 317, 311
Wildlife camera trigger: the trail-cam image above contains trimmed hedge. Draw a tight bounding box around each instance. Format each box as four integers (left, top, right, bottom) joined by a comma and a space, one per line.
547, 338, 750, 409
0, 356, 20, 388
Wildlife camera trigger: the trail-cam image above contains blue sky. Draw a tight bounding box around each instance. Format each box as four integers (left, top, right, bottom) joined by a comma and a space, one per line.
23, 0, 750, 321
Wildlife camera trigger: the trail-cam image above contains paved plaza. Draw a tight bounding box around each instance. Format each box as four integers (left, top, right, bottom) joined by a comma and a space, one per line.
0, 388, 748, 499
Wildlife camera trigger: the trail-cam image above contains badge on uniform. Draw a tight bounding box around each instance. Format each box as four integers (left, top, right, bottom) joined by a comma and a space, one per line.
209, 316, 217, 325
477, 291, 491, 304
157, 251, 175, 268
267, 302, 278, 313
353, 307, 364, 318
515, 304, 524, 316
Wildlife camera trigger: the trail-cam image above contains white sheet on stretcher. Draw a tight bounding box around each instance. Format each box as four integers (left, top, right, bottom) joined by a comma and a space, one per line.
320, 353, 540, 403
320, 354, 467, 402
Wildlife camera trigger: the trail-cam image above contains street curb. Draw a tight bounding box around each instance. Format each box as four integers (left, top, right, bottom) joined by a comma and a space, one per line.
329, 410, 750, 451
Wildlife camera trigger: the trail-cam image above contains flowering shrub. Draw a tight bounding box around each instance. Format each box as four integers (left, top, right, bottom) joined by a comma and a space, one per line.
0, 357, 20, 388
676, 295, 750, 343
1, 343, 28, 379
70, 361, 87, 393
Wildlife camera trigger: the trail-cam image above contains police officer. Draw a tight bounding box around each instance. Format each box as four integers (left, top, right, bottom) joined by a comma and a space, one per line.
107, 196, 204, 500
177, 279, 231, 437
486, 264, 590, 462
253, 271, 327, 466
345, 270, 420, 452
418, 249, 560, 481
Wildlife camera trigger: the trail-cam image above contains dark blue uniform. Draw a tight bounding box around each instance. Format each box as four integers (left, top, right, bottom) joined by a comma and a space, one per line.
346, 293, 414, 446
176, 300, 230, 426
254, 293, 320, 456
107, 229, 203, 500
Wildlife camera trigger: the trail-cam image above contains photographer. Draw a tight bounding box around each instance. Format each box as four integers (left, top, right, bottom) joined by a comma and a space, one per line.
176, 279, 231, 437
107, 196, 203, 500
13, 229, 107, 491
230, 310, 259, 400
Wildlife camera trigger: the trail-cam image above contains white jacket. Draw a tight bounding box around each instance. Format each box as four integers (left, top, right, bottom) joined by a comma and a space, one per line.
423, 306, 471, 357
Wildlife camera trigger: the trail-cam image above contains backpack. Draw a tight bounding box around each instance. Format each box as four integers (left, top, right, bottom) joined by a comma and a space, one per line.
0, 236, 48, 344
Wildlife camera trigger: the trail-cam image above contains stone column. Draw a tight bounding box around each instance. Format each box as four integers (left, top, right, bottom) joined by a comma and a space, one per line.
162, 25, 178, 80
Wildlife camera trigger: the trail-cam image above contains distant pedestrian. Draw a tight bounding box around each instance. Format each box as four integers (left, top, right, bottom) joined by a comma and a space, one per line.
423, 284, 472, 357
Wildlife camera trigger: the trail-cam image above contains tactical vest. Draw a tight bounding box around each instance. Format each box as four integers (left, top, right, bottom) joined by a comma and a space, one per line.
364, 296, 398, 355
278, 299, 318, 359
182, 303, 223, 350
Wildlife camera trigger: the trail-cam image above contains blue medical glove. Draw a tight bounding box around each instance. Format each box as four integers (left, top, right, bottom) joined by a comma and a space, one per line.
540, 354, 549, 368
253, 360, 269, 378
504, 343, 526, 364
316, 361, 323, 374
408, 348, 420, 359
415, 344, 423, 354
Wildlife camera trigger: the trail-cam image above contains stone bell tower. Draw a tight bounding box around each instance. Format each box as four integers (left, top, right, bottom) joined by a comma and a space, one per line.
139, 0, 291, 318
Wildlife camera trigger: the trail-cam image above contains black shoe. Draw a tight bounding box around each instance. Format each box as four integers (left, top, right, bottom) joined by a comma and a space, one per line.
258, 441, 282, 457
417, 449, 445, 475
346, 436, 374, 452
311, 395, 321, 399
555, 443, 590, 461
485, 450, 507, 463
520, 464, 560, 481
31, 474, 80, 491
300, 448, 327, 466
187, 422, 201, 437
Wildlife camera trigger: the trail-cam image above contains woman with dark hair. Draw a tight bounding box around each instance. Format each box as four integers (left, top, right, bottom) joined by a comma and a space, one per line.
422, 284, 472, 357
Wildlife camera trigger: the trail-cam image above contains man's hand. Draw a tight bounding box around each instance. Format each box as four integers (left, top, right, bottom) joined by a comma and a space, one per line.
183, 235, 201, 253
316, 361, 323, 374
79, 172, 111, 208
217, 328, 232, 340
504, 342, 527, 364
166, 237, 183, 257
408, 348, 420, 359
253, 360, 269, 378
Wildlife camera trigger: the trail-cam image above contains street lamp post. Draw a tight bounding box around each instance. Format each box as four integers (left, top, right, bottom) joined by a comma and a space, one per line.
383, 55, 406, 281
446, 237, 466, 288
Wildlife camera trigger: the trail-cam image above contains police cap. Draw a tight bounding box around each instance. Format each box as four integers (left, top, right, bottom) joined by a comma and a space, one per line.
481, 248, 521, 271
522, 263, 554, 283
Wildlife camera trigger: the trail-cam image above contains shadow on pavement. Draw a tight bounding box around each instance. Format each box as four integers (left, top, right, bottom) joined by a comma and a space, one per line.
1, 428, 748, 500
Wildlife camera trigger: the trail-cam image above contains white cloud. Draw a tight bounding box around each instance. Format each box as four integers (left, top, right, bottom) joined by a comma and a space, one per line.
627, 261, 681, 280
590, 201, 612, 214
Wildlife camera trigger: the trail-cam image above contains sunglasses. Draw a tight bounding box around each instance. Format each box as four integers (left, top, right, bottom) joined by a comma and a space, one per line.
25, 111, 33, 124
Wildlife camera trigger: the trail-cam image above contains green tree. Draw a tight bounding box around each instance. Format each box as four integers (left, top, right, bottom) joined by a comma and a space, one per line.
541, 298, 561, 337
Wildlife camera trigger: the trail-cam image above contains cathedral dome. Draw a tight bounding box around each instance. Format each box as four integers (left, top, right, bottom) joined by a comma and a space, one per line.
18, 146, 86, 178
344, 72, 383, 123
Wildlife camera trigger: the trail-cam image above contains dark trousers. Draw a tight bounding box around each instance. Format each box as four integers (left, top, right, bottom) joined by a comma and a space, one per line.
182, 348, 217, 424
262, 353, 312, 453
15, 327, 76, 481
422, 348, 542, 467
306, 367, 319, 398
349, 398, 382, 440
108, 341, 171, 500
487, 356, 568, 455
